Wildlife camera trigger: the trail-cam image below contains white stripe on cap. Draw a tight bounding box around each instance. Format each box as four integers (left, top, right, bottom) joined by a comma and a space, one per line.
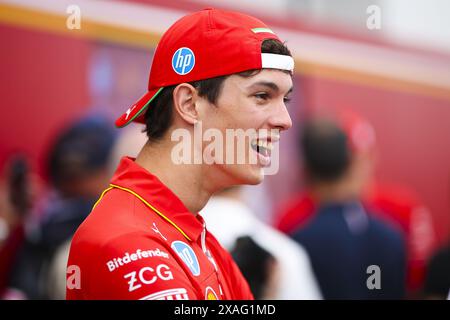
261, 53, 294, 72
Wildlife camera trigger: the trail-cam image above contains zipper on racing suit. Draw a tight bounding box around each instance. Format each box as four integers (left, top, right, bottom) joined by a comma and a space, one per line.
201, 222, 224, 298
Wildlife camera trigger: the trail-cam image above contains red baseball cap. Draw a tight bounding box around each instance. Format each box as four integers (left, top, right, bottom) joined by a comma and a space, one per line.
115, 7, 295, 128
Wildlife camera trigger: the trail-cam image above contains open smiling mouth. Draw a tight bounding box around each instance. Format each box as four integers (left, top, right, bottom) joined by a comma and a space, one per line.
250, 139, 274, 166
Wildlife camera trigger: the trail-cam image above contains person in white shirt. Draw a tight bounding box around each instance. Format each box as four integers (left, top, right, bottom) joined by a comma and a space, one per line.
201, 187, 322, 300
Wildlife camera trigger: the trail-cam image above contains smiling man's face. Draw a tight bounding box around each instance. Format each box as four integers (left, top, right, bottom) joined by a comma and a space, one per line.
198, 68, 293, 187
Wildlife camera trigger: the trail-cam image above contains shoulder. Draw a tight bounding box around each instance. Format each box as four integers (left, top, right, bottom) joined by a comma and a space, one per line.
71, 186, 162, 248
67, 188, 198, 300
368, 215, 405, 243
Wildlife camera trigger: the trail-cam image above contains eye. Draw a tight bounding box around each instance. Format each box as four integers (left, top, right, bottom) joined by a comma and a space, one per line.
283, 96, 292, 104
253, 92, 270, 102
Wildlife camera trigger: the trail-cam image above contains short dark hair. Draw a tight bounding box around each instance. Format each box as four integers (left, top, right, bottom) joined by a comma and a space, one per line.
301, 119, 351, 183
144, 39, 292, 141
48, 116, 116, 189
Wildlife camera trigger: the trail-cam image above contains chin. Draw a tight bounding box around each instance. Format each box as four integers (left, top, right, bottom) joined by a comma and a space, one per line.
216, 164, 264, 189
237, 165, 265, 185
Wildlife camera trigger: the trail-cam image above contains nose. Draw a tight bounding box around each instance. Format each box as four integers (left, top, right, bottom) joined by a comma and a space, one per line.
268, 101, 292, 132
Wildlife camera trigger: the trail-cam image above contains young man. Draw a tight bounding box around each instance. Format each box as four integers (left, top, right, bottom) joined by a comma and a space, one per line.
67, 8, 294, 300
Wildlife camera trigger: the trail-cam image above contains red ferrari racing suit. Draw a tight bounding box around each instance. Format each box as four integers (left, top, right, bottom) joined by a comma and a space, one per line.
66, 157, 254, 300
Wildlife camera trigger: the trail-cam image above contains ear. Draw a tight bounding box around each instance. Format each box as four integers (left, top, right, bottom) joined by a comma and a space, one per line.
172, 83, 199, 125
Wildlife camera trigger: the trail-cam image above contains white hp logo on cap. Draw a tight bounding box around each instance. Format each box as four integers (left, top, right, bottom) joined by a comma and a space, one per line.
172, 47, 195, 75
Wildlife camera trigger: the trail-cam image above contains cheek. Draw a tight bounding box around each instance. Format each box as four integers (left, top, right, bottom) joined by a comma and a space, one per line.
199, 103, 223, 131
234, 109, 266, 130
202, 113, 230, 136
216, 93, 250, 125
205, 94, 265, 131
224, 104, 263, 130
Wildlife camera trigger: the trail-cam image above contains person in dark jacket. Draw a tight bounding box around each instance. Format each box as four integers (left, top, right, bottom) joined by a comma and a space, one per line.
292, 117, 406, 299
6, 115, 116, 299
422, 242, 450, 299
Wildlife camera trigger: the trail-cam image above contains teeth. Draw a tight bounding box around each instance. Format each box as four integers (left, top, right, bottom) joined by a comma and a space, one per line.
251, 139, 274, 154
252, 140, 274, 151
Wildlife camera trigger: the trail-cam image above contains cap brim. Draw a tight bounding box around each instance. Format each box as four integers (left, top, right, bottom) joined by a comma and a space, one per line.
115, 87, 164, 128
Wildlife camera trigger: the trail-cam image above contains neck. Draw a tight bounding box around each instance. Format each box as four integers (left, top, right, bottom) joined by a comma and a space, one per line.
135, 140, 213, 214
311, 177, 361, 204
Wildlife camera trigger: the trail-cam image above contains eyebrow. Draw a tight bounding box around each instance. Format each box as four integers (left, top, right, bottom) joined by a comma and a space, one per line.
247, 81, 293, 95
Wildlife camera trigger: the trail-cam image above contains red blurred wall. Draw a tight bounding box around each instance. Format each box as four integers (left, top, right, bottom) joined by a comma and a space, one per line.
0, 25, 91, 177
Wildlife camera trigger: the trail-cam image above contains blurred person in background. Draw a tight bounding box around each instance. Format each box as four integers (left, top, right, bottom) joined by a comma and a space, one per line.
275, 112, 436, 297
107, 124, 148, 177
290, 116, 406, 299
0, 156, 35, 298
4, 115, 116, 299
201, 187, 322, 299
230, 236, 279, 300
422, 241, 450, 299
